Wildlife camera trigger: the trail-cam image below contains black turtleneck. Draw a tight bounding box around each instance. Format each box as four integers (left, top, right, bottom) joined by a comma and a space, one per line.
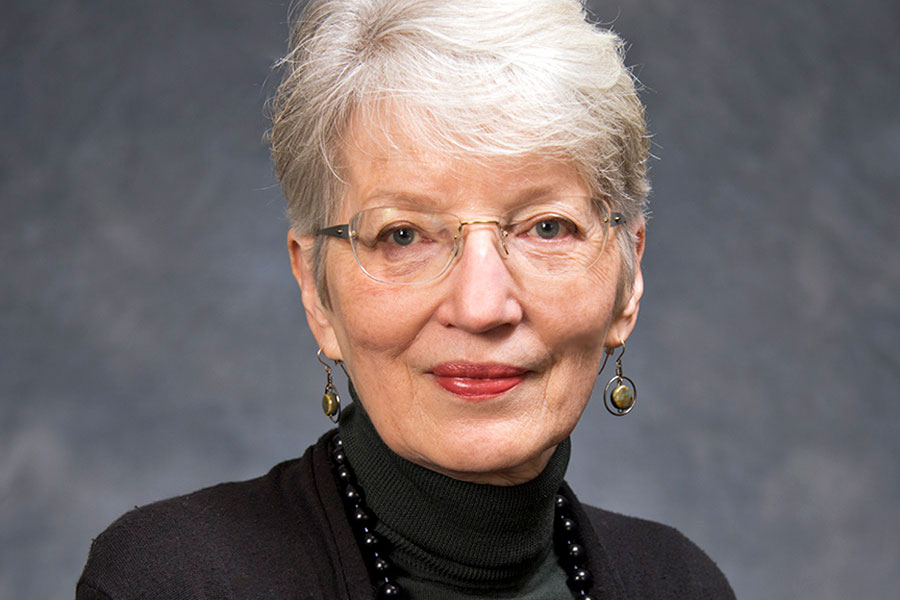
338, 398, 572, 598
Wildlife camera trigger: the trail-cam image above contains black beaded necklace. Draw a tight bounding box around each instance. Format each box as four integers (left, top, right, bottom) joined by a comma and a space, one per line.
329, 435, 596, 599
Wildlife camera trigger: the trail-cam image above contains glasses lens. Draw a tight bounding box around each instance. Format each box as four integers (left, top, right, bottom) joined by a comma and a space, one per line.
350, 208, 457, 284
503, 197, 612, 276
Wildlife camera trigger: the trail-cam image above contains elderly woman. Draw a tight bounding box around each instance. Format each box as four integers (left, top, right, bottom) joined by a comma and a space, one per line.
77, 0, 735, 598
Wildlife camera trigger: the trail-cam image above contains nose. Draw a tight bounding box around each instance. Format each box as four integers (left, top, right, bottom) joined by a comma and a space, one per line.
435, 225, 523, 333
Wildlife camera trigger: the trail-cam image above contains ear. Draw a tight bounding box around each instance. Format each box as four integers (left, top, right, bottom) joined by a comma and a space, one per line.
287, 229, 343, 361
604, 225, 645, 348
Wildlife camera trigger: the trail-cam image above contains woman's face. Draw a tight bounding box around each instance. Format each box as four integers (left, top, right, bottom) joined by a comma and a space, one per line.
290, 118, 644, 485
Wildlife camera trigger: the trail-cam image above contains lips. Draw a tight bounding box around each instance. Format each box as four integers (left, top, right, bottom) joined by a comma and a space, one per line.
431, 363, 527, 399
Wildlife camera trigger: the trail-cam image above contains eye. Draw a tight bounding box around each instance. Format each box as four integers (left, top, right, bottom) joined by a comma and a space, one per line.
535, 220, 561, 239
526, 217, 576, 240
376, 223, 425, 247
389, 227, 416, 246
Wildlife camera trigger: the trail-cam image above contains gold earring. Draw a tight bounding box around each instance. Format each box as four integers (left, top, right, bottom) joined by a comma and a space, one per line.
599, 342, 636, 416
317, 349, 344, 423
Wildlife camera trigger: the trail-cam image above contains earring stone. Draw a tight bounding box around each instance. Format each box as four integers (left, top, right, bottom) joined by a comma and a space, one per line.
610, 384, 634, 412
322, 390, 339, 419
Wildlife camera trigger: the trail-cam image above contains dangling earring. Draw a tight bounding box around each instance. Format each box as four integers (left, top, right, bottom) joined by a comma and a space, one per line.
599, 342, 636, 416
317, 349, 345, 423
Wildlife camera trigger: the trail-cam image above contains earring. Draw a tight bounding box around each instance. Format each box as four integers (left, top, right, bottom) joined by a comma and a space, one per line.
599, 342, 636, 416
317, 349, 344, 423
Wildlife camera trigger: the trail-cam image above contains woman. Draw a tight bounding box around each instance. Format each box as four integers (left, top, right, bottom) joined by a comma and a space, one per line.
77, 0, 735, 598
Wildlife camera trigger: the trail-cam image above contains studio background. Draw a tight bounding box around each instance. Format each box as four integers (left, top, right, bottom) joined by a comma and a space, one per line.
2, 1, 898, 598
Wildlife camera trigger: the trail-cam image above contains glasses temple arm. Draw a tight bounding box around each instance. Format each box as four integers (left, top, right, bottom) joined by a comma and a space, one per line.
318, 224, 351, 239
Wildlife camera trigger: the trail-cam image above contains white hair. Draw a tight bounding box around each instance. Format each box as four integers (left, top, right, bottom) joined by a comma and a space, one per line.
270, 0, 650, 305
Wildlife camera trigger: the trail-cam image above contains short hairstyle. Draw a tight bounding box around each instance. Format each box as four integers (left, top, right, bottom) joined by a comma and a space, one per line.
270, 0, 649, 307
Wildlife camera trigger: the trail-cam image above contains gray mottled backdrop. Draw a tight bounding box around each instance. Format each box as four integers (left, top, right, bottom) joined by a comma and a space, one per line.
2, 1, 898, 598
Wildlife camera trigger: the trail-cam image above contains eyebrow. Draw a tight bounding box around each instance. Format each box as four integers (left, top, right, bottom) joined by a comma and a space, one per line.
359, 184, 587, 211
354, 193, 442, 215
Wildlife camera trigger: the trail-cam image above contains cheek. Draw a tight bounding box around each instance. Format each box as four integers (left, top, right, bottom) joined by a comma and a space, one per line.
329, 279, 431, 364
529, 265, 620, 345
527, 267, 620, 400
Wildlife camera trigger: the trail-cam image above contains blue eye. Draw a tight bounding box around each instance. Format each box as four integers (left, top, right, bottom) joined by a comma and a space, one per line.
535, 220, 561, 239
391, 228, 416, 246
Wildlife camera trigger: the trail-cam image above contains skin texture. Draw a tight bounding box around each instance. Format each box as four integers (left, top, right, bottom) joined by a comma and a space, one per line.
289, 117, 644, 486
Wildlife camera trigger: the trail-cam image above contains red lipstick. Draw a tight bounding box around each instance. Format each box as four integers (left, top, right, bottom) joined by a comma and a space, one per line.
431, 363, 526, 400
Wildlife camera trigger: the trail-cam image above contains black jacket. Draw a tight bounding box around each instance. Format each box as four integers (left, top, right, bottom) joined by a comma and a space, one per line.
77, 432, 735, 599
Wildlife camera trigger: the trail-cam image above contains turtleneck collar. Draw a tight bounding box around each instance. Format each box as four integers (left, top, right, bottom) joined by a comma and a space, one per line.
338, 392, 571, 589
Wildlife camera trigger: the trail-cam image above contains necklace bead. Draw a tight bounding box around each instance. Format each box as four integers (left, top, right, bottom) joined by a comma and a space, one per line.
377, 581, 404, 598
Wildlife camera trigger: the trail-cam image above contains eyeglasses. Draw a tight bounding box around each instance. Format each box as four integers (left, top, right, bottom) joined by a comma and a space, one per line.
317, 198, 625, 285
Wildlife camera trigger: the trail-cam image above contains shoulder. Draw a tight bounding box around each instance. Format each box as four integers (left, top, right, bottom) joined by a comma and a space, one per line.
579, 502, 736, 600
77, 434, 358, 600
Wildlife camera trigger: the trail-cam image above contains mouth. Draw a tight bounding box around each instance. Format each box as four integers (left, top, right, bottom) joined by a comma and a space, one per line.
430, 362, 527, 400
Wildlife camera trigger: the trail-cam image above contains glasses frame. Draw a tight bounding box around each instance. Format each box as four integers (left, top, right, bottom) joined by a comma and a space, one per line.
317, 206, 626, 285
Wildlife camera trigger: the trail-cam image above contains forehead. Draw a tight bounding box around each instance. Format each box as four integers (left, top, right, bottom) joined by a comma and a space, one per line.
337, 108, 590, 214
